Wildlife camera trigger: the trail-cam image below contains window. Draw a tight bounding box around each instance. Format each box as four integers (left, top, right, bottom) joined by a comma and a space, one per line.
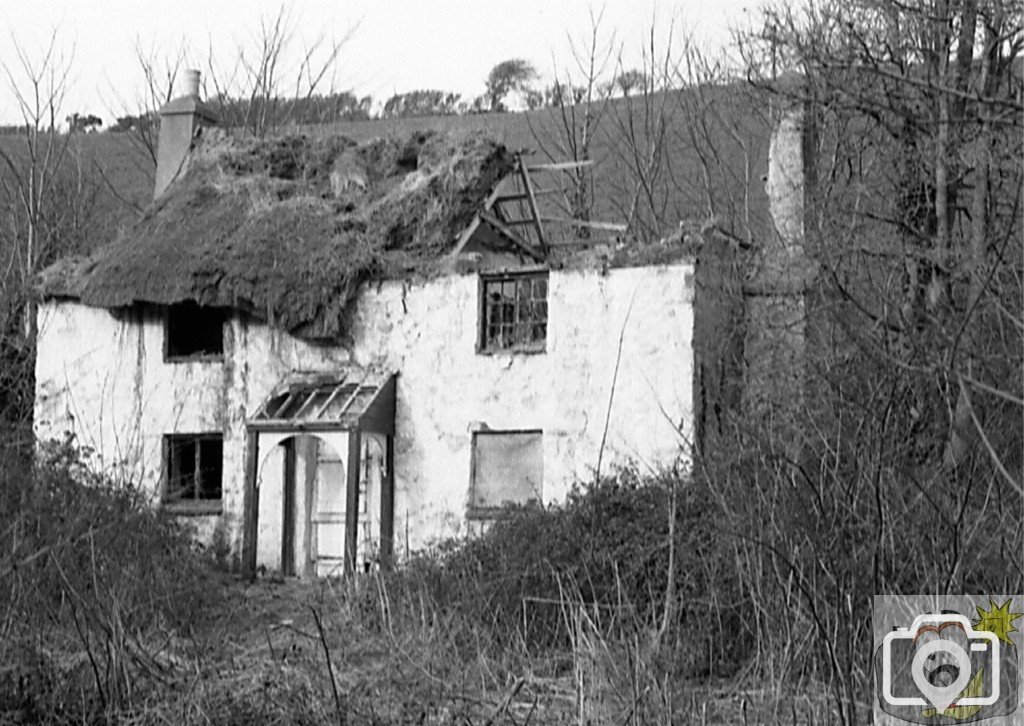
165, 302, 225, 360
164, 434, 223, 513
480, 272, 547, 353
469, 430, 542, 517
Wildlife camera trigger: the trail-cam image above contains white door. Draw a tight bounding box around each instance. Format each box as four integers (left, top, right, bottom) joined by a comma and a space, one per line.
356, 435, 385, 571
311, 439, 347, 577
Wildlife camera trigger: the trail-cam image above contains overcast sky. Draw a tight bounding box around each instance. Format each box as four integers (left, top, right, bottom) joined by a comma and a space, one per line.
0, 0, 764, 126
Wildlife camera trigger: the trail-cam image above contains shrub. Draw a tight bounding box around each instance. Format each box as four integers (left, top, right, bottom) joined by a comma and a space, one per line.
0, 435, 222, 722
378, 465, 751, 678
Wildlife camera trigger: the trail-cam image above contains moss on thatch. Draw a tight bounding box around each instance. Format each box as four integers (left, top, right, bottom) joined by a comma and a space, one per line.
42, 130, 514, 340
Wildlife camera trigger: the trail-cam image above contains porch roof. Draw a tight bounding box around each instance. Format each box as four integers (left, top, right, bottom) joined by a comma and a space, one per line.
248, 367, 396, 434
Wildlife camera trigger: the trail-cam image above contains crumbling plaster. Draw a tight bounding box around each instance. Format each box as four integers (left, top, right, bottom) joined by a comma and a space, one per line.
347, 263, 695, 550
742, 107, 814, 419
35, 261, 694, 558
34, 303, 339, 544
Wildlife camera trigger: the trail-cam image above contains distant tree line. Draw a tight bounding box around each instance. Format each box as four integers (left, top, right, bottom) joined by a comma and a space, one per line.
98, 60, 651, 134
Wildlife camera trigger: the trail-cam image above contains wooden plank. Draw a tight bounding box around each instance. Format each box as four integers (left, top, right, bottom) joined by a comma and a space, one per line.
281, 438, 295, 577
380, 434, 395, 570
314, 381, 348, 420
493, 188, 559, 203
540, 216, 628, 232
290, 390, 320, 421
518, 158, 548, 256
270, 392, 296, 420
241, 429, 260, 581
335, 375, 369, 419
449, 215, 482, 258
359, 374, 397, 436
449, 173, 516, 258
343, 431, 362, 576
526, 160, 594, 171
544, 237, 618, 247
478, 210, 546, 262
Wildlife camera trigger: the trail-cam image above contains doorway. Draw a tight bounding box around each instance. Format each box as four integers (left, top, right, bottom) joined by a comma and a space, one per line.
243, 369, 397, 578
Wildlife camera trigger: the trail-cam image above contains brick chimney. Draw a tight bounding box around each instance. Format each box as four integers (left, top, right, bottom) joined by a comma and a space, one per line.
154, 69, 218, 199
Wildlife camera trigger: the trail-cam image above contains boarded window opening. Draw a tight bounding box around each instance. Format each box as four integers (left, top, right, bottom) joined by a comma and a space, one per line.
164, 434, 223, 513
166, 302, 225, 359
469, 430, 542, 517
480, 273, 547, 353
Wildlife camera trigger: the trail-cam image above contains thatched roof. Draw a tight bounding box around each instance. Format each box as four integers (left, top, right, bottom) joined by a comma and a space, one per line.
41, 130, 514, 340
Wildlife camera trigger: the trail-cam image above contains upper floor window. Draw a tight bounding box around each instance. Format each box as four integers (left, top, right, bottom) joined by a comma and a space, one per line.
165, 301, 225, 360
479, 272, 548, 353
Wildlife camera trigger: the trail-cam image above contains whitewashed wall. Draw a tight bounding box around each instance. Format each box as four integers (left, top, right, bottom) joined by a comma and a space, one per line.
34, 304, 340, 546
35, 262, 695, 558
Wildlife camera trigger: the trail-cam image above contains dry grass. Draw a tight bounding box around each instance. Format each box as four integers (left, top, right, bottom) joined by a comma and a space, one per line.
37, 573, 831, 726
1, 450, 840, 725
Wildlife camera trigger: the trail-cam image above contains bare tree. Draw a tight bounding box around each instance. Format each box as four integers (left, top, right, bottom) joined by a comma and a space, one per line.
685, 2, 1024, 721
526, 9, 617, 240
205, 4, 356, 137
606, 24, 681, 243
0, 29, 100, 440
0, 30, 74, 343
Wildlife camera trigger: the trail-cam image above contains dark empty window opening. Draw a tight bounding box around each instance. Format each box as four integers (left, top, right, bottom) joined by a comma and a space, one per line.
166, 302, 225, 359
480, 273, 547, 353
164, 434, 223, 513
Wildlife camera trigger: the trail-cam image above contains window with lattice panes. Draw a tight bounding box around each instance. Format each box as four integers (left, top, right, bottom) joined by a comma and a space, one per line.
480, 272, 547, 353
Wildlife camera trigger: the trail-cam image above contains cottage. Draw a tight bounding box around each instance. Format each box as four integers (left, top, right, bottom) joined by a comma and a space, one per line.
34, 75, 705, 577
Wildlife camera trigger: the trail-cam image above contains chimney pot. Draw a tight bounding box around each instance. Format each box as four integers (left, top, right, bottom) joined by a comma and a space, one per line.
185, 69, 201, 98
154, 69, 216, 199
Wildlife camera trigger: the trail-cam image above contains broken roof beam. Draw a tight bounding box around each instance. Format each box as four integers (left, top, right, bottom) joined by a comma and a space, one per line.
478, 210, 547, 263
541, 217, 627, 233
492, 188, 560, 203
517, 157, 548, 256
449, 170, 520, 258
526, 160, 594, 172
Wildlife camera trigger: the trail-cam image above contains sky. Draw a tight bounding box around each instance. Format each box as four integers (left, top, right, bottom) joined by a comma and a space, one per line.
0, 0, 766, 126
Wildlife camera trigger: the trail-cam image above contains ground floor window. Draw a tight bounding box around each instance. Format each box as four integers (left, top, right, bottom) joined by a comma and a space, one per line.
469, 430, 542, 517
164, 434, 223, 514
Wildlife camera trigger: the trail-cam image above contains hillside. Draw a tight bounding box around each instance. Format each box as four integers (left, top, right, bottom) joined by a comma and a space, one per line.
11, 84, 773, 260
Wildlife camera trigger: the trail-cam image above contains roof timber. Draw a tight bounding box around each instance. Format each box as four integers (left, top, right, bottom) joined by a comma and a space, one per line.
450, 153, 621, 262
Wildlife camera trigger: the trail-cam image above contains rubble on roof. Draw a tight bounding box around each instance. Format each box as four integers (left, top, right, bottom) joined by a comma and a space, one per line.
41, 129, 515, 340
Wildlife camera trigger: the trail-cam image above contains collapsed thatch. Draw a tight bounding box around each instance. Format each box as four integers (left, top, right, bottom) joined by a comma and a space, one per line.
42, 130, 514, 340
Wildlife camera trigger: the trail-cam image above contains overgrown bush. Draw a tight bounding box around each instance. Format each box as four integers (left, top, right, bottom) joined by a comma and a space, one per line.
0, 435, 222, 722
369, 466, 750, 679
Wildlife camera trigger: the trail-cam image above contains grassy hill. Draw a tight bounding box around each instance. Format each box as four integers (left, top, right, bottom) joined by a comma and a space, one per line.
5, 84, 773, 261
